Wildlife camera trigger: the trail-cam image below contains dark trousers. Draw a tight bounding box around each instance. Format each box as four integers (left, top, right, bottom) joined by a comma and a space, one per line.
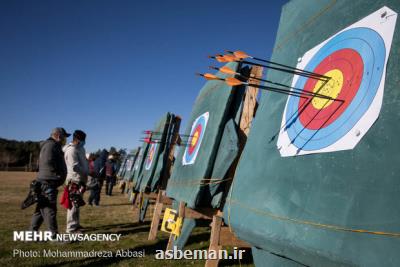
88, 185, 100, 205
30, 188, 58, 235
98, 178, 104, 194
105, 176, 116, 195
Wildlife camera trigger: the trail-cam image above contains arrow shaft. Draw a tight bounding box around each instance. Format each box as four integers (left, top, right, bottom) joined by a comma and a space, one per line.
241, 75, 334, 101
226, 50, 324, 78
241, 60, 329, 80
244, 82, 343, 102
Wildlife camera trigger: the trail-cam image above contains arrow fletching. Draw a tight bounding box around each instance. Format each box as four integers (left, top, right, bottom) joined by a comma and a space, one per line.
197, 73, 221, 81
215, 55, 228, 62
203, 73, 220, 80
219, 66, 236, 75
225, 77, 244, 86
223, 54, 239, 62
233, 50, 251, 59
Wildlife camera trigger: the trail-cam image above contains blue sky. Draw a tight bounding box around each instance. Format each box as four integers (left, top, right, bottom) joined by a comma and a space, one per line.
0, 0, 287, 152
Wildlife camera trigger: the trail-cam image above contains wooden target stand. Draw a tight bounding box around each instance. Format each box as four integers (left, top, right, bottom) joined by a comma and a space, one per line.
146, 66, 263, 267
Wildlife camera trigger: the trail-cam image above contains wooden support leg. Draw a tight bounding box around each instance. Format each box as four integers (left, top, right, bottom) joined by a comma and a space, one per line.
205, 215, 223, 267
132, 191, 138, 206
133, 192, 144, 222
148, 191, 164, 240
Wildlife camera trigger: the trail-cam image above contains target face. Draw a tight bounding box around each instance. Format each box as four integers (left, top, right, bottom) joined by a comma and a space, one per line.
126, 158, 134, 172
277, 6, 397, 157
145, 143, 157, 170
182, 112, 209, 165
134, 148, 142, 170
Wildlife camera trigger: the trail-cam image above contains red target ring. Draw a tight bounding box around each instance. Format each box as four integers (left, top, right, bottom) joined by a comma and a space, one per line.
298, 49, 363, 130
188, 124, 202, 155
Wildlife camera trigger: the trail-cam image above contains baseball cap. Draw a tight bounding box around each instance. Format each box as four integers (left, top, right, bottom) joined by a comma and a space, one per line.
52, 127, 71, 138
73, 130, 87, 141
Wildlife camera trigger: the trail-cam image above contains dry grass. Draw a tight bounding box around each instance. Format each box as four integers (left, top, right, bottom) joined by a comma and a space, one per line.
0, 172, 252, 266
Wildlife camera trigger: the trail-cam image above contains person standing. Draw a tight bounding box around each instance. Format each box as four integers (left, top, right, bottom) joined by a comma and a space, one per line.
30, 127, 70, 238
94, 149, 108, 196
87, 153, 100, 206
105, 155, 117, 196
64, 130, 88, 233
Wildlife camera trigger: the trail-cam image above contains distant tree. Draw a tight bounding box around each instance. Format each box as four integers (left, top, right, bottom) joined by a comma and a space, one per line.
0, 138, 40, 168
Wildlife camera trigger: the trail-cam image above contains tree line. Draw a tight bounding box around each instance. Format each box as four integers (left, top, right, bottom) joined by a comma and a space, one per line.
0, 138, 127, 170
0, 138, 40, 169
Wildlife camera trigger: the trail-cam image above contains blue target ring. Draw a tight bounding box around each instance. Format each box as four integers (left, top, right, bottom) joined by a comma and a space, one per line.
183, 112, 208, 165
285, 27, 385, 151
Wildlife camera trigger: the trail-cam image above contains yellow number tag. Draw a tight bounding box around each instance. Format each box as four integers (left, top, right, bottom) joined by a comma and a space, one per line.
130, 192, 136, 202
161, 208, 183, 236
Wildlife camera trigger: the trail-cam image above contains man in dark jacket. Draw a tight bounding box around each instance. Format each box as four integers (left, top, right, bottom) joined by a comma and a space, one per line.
30, 127, 70, 238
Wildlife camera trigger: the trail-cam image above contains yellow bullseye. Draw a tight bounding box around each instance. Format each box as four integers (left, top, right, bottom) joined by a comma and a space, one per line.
312, 69, 344, 109
191, 131, 199, 147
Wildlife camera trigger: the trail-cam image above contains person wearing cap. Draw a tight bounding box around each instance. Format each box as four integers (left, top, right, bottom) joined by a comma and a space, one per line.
63, 130, 89, 233
30, 127, 70, 238
105, 154, 117, 196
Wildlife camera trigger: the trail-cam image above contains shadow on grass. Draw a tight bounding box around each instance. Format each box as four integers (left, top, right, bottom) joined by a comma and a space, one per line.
41, 238, 169, 267
185, 232, 210, 247
41, 231, 212, 267
98, 202, 133, 207
219, 248, 253, 266
83, 221, 150, 232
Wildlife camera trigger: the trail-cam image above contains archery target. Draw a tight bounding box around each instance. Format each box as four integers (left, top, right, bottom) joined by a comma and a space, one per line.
134, 149, 142, 170
126, 158, 134, 172
145, 143, 157, 170
182, 112, 209, 165
277, 6, 397, 157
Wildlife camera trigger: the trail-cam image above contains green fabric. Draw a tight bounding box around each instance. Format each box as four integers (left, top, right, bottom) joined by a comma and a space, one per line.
166, 62, 239, 208
149, 114, 179, 191
117, 156, 127, 178
138, 113, 182, 221
209, 119, 239, 208
139, 198, 150, 223
132, 142, 149, 191
252, 247, 306, 267
138, 112, 172, 192
224, 0, 400, 266
123, 150, 138, 182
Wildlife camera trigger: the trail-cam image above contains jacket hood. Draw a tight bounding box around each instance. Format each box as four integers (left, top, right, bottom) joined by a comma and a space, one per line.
63, 143, 76, 153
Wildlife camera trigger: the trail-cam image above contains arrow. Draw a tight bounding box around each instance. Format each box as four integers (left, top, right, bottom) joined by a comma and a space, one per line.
142, 131, 193, 137
196, 73, 248, 87
197, 73, 343, 102
226, 50, 325, 78
208, 55, 228, 63
140, 139, 191, 147
210, 66, 334, 101
196, 73, 225, 81
210, 53, 329, 81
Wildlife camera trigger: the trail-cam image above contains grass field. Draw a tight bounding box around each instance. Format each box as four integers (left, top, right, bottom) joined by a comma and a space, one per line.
0, 172, 253, 267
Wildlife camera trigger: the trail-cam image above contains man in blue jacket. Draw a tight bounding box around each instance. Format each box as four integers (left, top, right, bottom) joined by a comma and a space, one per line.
30, 127, 70, 238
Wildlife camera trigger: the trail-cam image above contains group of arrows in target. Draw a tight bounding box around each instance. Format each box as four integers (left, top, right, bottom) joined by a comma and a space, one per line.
199, 50, 343, 103
140, 50, 345, 146
139, 130, 192, 146
200, 50, 347, 138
